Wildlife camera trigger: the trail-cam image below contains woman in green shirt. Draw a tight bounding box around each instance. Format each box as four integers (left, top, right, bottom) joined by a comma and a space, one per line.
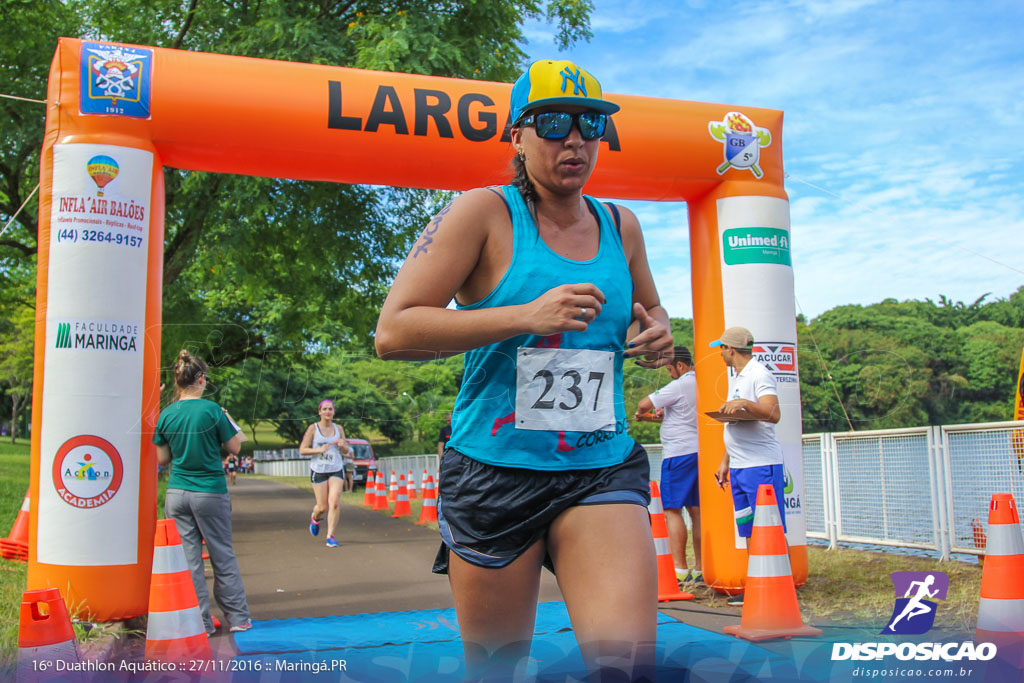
154, 350, 252, 635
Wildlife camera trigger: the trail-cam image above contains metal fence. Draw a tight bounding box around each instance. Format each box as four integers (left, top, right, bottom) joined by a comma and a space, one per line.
802, 420, 1024, 560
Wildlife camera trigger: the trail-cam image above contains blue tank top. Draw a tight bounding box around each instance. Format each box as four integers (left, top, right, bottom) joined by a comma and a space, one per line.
447, 185, 635, 470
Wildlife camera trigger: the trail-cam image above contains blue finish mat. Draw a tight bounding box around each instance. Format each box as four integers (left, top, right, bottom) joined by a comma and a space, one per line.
229, 602, 1009, 682
230, 601, 785, 681
233, 601, 692, 654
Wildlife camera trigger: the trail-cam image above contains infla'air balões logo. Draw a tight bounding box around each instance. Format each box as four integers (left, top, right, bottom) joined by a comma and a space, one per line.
881, 572, 949, 635
80, 42, 152, 118
52, 435, 124, 510
708, 112, 772, 178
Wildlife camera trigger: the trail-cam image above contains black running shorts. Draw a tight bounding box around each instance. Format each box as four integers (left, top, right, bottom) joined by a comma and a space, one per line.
433, 442, 651, 574
310, 469, 345, 484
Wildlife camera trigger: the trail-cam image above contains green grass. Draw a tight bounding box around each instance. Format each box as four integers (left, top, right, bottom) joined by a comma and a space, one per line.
0, 442, 30, 672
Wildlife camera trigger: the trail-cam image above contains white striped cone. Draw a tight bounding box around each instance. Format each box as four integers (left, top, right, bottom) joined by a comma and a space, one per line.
648, 481, 693, 602
145, 519, 212, 662
392, 475, 412, 518
417, 476, 438, 525
388, 472, 398, 503
407, 469, 418, 499
975, 493, 1024, 673
16, 588, 85, 683
362, 469, 376, 507
724, 484, 821, 641
1, 491, 30, 562
372, 471, 389, 510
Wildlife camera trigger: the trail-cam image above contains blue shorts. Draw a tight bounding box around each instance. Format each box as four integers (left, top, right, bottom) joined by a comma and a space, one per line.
434, 442, 651, 573
730, 464, 786, 538
660, 453, 699, 509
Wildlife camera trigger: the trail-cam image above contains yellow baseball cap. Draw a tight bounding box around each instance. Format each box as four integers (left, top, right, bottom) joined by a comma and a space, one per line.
509, 60, 620, 125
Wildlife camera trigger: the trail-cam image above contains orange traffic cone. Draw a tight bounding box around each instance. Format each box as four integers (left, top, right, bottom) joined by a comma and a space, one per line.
975, 493, 1024, 672
1, 490, 30, 562
363, 467, 377, 507
16, 588, 84, 682
372, 471, 389, 511
724, 484, 821, 641
407, 469, 418, 500
145, 519, 212, 663
649, 481, 694, 602
416, 475, 438, 525
392, 475, 412, 518
388, 472, 398, 503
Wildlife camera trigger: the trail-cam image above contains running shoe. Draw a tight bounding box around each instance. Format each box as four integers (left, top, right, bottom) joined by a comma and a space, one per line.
727, 592, 744, 607
229, 619, 252, 633
681, 569, 704, 584
310, 515, 320, 537
325, 535, 339, 548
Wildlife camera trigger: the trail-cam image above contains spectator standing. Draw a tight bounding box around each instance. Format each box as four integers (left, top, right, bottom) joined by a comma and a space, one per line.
154, 350, 252, 635
437, 412, 452, 458
634, 345, 702, 584
710, 327, 786, 607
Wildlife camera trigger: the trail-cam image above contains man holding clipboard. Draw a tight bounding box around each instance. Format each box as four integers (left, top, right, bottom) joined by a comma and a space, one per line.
708, 327, 786, 606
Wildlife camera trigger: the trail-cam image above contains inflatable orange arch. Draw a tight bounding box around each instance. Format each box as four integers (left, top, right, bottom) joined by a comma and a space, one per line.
30, 37, 807, 620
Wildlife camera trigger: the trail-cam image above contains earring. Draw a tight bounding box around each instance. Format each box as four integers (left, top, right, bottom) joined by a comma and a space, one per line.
517, 149, 525, 161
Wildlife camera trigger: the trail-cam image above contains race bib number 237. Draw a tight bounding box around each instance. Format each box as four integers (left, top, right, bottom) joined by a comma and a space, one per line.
515, 347, 616, 433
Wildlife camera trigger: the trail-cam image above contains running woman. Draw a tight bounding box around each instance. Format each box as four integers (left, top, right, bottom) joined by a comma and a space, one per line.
375, 59, 673, 680
298, 399, 349, 548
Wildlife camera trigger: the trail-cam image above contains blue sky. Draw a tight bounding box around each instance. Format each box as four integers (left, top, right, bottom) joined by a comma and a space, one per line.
522, 0, 1024, 320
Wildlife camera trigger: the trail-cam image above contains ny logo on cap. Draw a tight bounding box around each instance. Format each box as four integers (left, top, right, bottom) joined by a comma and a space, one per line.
559, 67, 587, 96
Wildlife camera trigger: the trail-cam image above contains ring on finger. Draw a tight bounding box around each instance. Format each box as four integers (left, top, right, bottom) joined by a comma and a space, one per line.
580, 307, 587, 318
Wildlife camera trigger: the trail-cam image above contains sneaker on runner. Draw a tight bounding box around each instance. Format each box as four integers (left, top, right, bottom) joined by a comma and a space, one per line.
325, 535, 339, 548
229, 619, 252, 633
310, 515, 320, 537
688, 569, 704, 584
674, 567, 688, 582
727, 592, 744, 607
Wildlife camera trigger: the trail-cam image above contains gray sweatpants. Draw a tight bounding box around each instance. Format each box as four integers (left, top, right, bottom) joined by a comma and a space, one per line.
165, 489, 250, 631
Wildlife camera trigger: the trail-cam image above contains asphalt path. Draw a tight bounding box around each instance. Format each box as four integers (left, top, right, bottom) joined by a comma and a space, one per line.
225, 475, 564, 620
204, 474, 736, 658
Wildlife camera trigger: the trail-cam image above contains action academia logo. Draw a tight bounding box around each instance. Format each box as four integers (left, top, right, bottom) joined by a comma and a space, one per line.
52, 435, 124, 510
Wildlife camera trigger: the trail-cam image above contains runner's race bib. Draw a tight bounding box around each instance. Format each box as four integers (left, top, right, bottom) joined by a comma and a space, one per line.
515, 347, 616, 432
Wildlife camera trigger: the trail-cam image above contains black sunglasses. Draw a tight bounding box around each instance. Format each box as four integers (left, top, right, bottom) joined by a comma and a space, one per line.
518, 111, 608, 140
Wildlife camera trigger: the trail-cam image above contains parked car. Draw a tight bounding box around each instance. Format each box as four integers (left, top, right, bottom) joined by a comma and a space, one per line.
348, 439, 377, 488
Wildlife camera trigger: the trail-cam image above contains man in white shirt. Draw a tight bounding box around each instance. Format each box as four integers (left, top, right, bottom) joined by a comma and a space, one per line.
634, 346, 702, 584
710, 327, 786, 606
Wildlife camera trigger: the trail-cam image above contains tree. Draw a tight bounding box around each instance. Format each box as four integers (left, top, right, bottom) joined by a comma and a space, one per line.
0, 304, 35, 442
1, 0, 596, 407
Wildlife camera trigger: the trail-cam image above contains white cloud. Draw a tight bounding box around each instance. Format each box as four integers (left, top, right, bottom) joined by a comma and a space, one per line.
519, 1, 1024, 320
